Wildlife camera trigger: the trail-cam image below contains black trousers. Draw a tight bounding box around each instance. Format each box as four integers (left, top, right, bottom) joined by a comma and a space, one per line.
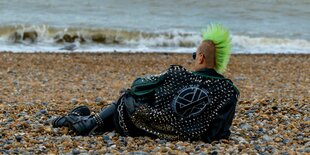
96, 95, 157, 138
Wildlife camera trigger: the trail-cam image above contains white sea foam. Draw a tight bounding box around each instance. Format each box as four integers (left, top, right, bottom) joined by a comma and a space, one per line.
232, 35, 310, 54
0, 25, 309, 54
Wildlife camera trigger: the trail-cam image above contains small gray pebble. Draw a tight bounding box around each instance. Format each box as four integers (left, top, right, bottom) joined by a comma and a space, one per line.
109, 144, 116, 149
41, 102, 48, 106
258, 128, 265, 133
210, 151, 218, 155
255, 145, 261, 151
35, 112, 42, 117
95, 97, 103, 104
234, 76, 247, 81
119, 136, 127, 145
247, 113, 254, 117
262, 135, 272, 142
25, 102, 35, 106
6, 139, 14, 144
7, 117, 14, 122
107, 140, 113, 146
71, 98, 78, 104
282, 139, 289, 144
297, 148, 304, 153
12, 149, 20, 154
103, 135, 110, 142
240, 123, 251, 130
107, 131, 115, 138
157, 139, 167, 144
42, 78, 48, 84
265, 146, 274, 151
72, 149, 80, 154
128, 152, 148, 155
195, 146, 201, 151
40, 109, 47, 114
13, 80, 19, 86
15, 135, 22, 142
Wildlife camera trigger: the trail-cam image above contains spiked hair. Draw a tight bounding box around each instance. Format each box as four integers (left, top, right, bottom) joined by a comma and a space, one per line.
202, 24, 231, 73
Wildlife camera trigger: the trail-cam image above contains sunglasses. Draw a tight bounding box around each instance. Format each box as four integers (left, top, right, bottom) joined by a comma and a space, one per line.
192, 52, 196, 60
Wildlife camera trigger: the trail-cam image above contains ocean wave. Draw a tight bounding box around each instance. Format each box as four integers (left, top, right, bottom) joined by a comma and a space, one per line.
232, 35, 310, 53
0, 25, 200, 47
0, 25, 309, 53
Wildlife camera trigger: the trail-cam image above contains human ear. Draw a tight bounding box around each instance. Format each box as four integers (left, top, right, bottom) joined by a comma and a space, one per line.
199, 53, 204, 64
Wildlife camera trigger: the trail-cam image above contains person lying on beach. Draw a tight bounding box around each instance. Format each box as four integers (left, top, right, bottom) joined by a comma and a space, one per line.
51, 24, 239, 143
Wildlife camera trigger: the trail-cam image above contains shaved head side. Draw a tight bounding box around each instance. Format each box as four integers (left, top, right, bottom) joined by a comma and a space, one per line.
198, 40, 216, 68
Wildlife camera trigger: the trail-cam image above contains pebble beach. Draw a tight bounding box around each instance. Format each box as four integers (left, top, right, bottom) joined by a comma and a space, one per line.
0, 53, 309, 154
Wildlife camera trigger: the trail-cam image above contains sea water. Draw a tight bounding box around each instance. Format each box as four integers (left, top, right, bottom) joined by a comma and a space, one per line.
0, 0, 309, 53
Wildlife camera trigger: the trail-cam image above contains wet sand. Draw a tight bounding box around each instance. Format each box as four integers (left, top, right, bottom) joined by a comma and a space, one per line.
0, 53, 309, 154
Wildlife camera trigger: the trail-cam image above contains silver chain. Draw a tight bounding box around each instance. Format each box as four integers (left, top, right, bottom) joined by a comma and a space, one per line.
117, 97, 129, 135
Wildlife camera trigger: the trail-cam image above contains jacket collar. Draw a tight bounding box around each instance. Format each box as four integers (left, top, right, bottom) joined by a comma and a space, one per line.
192, 68, 225, 79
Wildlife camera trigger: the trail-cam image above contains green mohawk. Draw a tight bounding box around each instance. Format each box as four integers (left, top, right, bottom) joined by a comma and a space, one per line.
202, 24, 232, 73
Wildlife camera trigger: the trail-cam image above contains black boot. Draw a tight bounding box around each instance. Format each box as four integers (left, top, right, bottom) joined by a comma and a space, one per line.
52, 104, 116, 135
66, 115, 103, 135
68, 104, 116, 135
52, 105, 91, 128
52, 113, 104, 135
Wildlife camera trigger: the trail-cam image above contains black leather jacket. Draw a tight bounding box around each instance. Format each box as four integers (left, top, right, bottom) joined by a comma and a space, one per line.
114, 66, 239, 142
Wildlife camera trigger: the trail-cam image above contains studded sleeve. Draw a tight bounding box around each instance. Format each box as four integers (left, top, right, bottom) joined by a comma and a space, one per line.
200, 91, 238, 142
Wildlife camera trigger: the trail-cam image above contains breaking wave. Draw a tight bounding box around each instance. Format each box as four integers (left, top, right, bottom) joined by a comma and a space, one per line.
0, 25, 200, 47
232, 35, 310, 54
0, 25, 309, 53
